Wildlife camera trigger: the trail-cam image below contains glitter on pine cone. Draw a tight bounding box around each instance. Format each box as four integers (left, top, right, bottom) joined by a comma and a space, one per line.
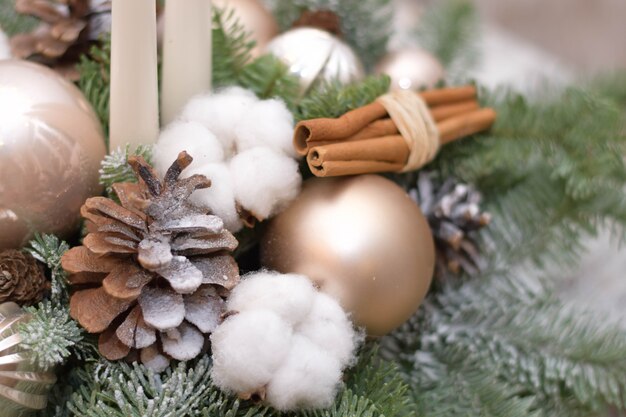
61, 152, 240, 369
410, 172, 491, 278
0, 250, 47, 306
10, 0, 112, 79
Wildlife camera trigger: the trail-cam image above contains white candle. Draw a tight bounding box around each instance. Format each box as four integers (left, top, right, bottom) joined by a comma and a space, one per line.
109, 0, 159, 150
161, 0, 213, 125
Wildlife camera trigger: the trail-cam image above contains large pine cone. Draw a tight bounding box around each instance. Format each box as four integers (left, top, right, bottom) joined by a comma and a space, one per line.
61, 152, 240, 369
0, 250, 46, 305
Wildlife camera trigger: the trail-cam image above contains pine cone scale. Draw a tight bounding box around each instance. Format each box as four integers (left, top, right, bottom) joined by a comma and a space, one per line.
69, 287, 134, 333
99, 326, 131, 360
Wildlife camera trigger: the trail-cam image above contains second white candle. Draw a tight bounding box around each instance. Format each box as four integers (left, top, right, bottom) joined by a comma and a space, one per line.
161, 0, 213, 125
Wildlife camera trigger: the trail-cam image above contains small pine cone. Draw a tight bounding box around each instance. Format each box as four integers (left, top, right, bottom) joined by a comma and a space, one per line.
0, 250, 47, 305
61, 152, 240, 369
10, 0, 111, 79
410, 172, 491, 279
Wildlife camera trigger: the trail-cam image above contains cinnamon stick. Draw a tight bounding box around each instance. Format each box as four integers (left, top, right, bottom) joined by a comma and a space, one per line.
431, 100, 479, 122
308, 135, 408, 167
438, 108, 497, 144
294, 101, 388, 155
419, 86, 476, 106
344, 118, 399, 141
310, 160, 405, 177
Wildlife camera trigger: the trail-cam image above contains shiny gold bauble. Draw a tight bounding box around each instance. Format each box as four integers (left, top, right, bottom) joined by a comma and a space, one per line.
261, 175, 435, 336
0, 302, 56, 414
0, 60, 106, 250
375, 47, 445, 90
264, 27, 365, 94
214, 0, 279, 57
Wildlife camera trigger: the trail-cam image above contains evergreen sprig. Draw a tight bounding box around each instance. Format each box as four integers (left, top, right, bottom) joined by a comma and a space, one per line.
430, 87, 626, 271
19, 301, 85, 371
213, 6, 255, 88
99, 144, 153, 198
295, 75, 391, 121
77, 36, 111, 142
27, 234, 70, 304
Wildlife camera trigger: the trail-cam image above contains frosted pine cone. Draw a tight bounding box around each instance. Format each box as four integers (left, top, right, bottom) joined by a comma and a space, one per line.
410, 172, 491, 278
61, 152, 239, 369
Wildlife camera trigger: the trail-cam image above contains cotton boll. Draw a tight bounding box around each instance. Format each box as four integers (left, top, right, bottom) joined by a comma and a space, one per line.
227, 271, 315, 325
266, 336, 342, 411
185, 164, 242, 232
181, 87, 258, 155
297, 293, 360, 367
154, 121, 224, 175
211, 310, 293, 394
230, 148, 301, 220
235, 99, 295, 157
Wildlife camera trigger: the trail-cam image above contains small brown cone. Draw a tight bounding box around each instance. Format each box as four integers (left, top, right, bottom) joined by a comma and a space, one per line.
0, 250, 47, 306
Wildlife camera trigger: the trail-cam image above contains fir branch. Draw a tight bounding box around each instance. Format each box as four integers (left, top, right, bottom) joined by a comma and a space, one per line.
429, 87, 626, 271
295, 75, 390, 121
27, 234, 70, 304
19, 301, 86, 371
77, 36, 111, 142
416, 0, 480, 77
268, 0, 393, 69
237, 54, 300, 110
213, 6, 255, 88
99, 144, 153, 198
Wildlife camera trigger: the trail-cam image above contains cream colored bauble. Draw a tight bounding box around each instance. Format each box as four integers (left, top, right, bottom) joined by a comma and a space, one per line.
375, 47, 445, 90
261, 175, 435, 336
264, 27, 365, 94
0, 60, 106, 249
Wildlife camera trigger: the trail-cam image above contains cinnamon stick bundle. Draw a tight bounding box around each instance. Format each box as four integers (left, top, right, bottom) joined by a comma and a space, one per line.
295, 86, 497, 177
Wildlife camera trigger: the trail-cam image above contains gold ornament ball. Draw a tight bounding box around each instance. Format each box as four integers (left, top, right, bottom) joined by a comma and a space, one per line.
261, 175, 435, 336
264, 27, 365, 94
375, 47, 445, 90
0, 60, 106, 250
214, 0, 279, 57
0, 302, 56, 414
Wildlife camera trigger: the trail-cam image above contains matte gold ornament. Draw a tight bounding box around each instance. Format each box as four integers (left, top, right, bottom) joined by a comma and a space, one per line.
0, 60, 106, 250
0, 302, 56, 415
264, 27, 365, 94
261, 175, 435, 336
375, 47, 445, 91
214, 0, 279, 57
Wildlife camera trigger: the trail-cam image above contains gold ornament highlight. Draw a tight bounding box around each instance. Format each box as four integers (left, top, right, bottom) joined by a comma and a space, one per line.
0, 60, 106, 250
375, 47, 444, 90
265, 27, 365, 94
0, 302, 56, 415
261, 175, 435, 336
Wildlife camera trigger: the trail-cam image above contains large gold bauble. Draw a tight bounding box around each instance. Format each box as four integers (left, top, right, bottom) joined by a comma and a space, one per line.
264, 27, 365, 94
0, 60, 106, 249
261, 175, 435, 336
0, 302, 56, 415
214, 0, 279, 57
375, 47, 444, 90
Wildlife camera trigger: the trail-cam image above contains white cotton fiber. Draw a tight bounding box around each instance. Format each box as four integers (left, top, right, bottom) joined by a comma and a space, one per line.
234, 99, 295, 157
211, 310, 293, 394
154, 120, 224, 175
154, 87, 302, 230
230, 147, 301, 220
265, 336, 342, 411
297, 293, 361, 367
185, 164, 243, 232
180, 87, 258, 155
210, 272, 359, 411
227, 271, 315, 325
